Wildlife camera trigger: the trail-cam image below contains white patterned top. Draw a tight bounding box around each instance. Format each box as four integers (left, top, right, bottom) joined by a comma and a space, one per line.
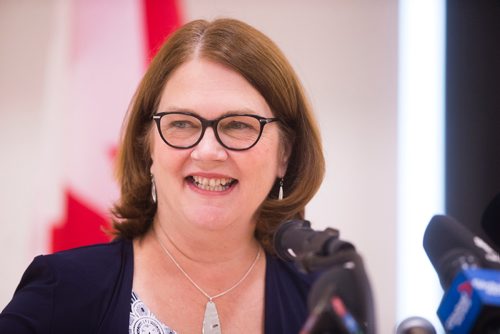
129, 292, 178, 334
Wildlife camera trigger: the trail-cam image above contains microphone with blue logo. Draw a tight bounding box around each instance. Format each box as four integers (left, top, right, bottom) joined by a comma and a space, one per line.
423, 214, 500, 333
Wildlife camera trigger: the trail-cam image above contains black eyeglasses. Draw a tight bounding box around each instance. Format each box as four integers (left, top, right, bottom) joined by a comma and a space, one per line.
152, 112, 280, 151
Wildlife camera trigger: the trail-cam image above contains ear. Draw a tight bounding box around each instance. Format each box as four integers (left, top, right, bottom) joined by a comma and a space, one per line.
277, 142, 292, 178
148, 127, 156, 174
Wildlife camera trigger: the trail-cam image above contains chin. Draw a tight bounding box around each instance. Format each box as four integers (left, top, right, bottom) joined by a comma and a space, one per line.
187, 209, 234, 230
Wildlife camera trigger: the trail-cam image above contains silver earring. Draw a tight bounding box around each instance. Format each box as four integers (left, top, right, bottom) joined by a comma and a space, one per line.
278, 178, 284, 200
151, 174, 157, 204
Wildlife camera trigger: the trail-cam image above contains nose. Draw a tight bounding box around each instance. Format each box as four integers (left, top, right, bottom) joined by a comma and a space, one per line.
190, 127, 228, 161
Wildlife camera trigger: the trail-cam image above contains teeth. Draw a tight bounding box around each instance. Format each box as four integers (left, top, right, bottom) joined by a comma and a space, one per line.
191, 176, 234, 192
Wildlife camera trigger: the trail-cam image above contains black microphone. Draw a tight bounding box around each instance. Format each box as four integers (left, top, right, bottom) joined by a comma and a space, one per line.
423, 215, 500, 333
274, 219, 355, 271
424, 215, 500, 289
481, 192, 500, 252
274, 219, 376, 334
396, 316, 437, 334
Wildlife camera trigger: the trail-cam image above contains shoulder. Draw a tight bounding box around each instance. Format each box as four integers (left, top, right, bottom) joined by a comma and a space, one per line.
27, 239, 132, 288
0, 239, 134, 333
40, 238, 134, 301
49, 237, 131, 261
17, 238, 131, 289
45, 238, 132, 272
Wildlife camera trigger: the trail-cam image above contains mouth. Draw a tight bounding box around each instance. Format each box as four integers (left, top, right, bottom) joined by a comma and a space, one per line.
188, 175, 238, 192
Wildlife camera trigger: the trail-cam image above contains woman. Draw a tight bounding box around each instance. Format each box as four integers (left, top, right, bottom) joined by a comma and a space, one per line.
0, 18, 325, 333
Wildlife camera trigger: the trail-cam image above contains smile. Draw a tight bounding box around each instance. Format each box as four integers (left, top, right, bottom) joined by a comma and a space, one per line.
190, 175, 237, 192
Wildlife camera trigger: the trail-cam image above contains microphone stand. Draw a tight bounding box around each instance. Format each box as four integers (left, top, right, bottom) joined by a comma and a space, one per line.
288, 221, 376, 334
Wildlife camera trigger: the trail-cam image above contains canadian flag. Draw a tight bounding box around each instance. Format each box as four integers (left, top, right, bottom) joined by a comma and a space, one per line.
36, 0, 182, 253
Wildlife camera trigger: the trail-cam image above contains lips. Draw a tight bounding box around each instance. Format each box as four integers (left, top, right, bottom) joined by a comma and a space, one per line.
189, 175, 237, 192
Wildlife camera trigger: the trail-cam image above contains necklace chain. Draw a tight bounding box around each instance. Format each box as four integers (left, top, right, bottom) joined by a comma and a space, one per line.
155, 226, 261, 302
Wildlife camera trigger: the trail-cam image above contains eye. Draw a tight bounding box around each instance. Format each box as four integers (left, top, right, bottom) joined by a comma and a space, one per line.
219, 116, 260, 133
224, 120, 253, 130
161, 114, 201, 131
170, 120, 197, 129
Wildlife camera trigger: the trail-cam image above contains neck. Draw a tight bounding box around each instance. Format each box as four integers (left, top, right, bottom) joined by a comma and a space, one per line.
152, 216, 260, 266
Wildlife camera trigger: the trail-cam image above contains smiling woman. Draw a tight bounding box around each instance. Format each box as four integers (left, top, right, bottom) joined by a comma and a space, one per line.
0, 18, 325, 334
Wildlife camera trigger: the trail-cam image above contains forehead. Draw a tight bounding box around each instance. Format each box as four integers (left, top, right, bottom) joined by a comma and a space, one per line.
158, 58, 273, 118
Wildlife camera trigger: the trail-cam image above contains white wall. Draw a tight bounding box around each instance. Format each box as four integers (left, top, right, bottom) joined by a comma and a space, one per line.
0, 1, 399, 333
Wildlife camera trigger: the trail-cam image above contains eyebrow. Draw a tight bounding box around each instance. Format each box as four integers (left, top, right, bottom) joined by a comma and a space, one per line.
160, 106, 263, 117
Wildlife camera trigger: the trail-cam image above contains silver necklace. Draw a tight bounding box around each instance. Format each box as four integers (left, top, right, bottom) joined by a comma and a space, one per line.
155, 227, 261, 334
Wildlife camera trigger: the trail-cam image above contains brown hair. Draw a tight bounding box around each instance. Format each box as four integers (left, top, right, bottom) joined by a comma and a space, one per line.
111, 18, 325, 253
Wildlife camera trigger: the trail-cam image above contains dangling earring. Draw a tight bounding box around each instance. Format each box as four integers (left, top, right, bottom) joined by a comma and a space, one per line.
151, 174, 157, 204
278, 178, 284, 200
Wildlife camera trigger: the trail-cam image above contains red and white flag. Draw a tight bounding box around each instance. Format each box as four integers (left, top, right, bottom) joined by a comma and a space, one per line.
34, 0, 182, 254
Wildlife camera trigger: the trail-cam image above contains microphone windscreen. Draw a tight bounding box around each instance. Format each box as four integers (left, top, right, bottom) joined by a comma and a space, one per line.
273, 219, 342, 262
396, 316, 437, 334
423, 215, 477, 273
423, 214, 500, 289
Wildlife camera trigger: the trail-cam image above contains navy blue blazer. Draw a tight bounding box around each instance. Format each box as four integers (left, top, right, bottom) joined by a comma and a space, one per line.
0, 239, 314, 333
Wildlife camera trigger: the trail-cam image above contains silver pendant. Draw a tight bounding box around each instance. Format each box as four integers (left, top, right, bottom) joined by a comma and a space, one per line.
202, 300, 221, 334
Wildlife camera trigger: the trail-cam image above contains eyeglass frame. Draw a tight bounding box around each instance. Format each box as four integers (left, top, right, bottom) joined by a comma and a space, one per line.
152, 111, 280, 151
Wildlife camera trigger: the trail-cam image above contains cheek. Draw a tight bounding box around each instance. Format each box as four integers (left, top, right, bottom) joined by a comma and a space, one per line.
249, 141, 282, 181
150, 139, 179, 176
